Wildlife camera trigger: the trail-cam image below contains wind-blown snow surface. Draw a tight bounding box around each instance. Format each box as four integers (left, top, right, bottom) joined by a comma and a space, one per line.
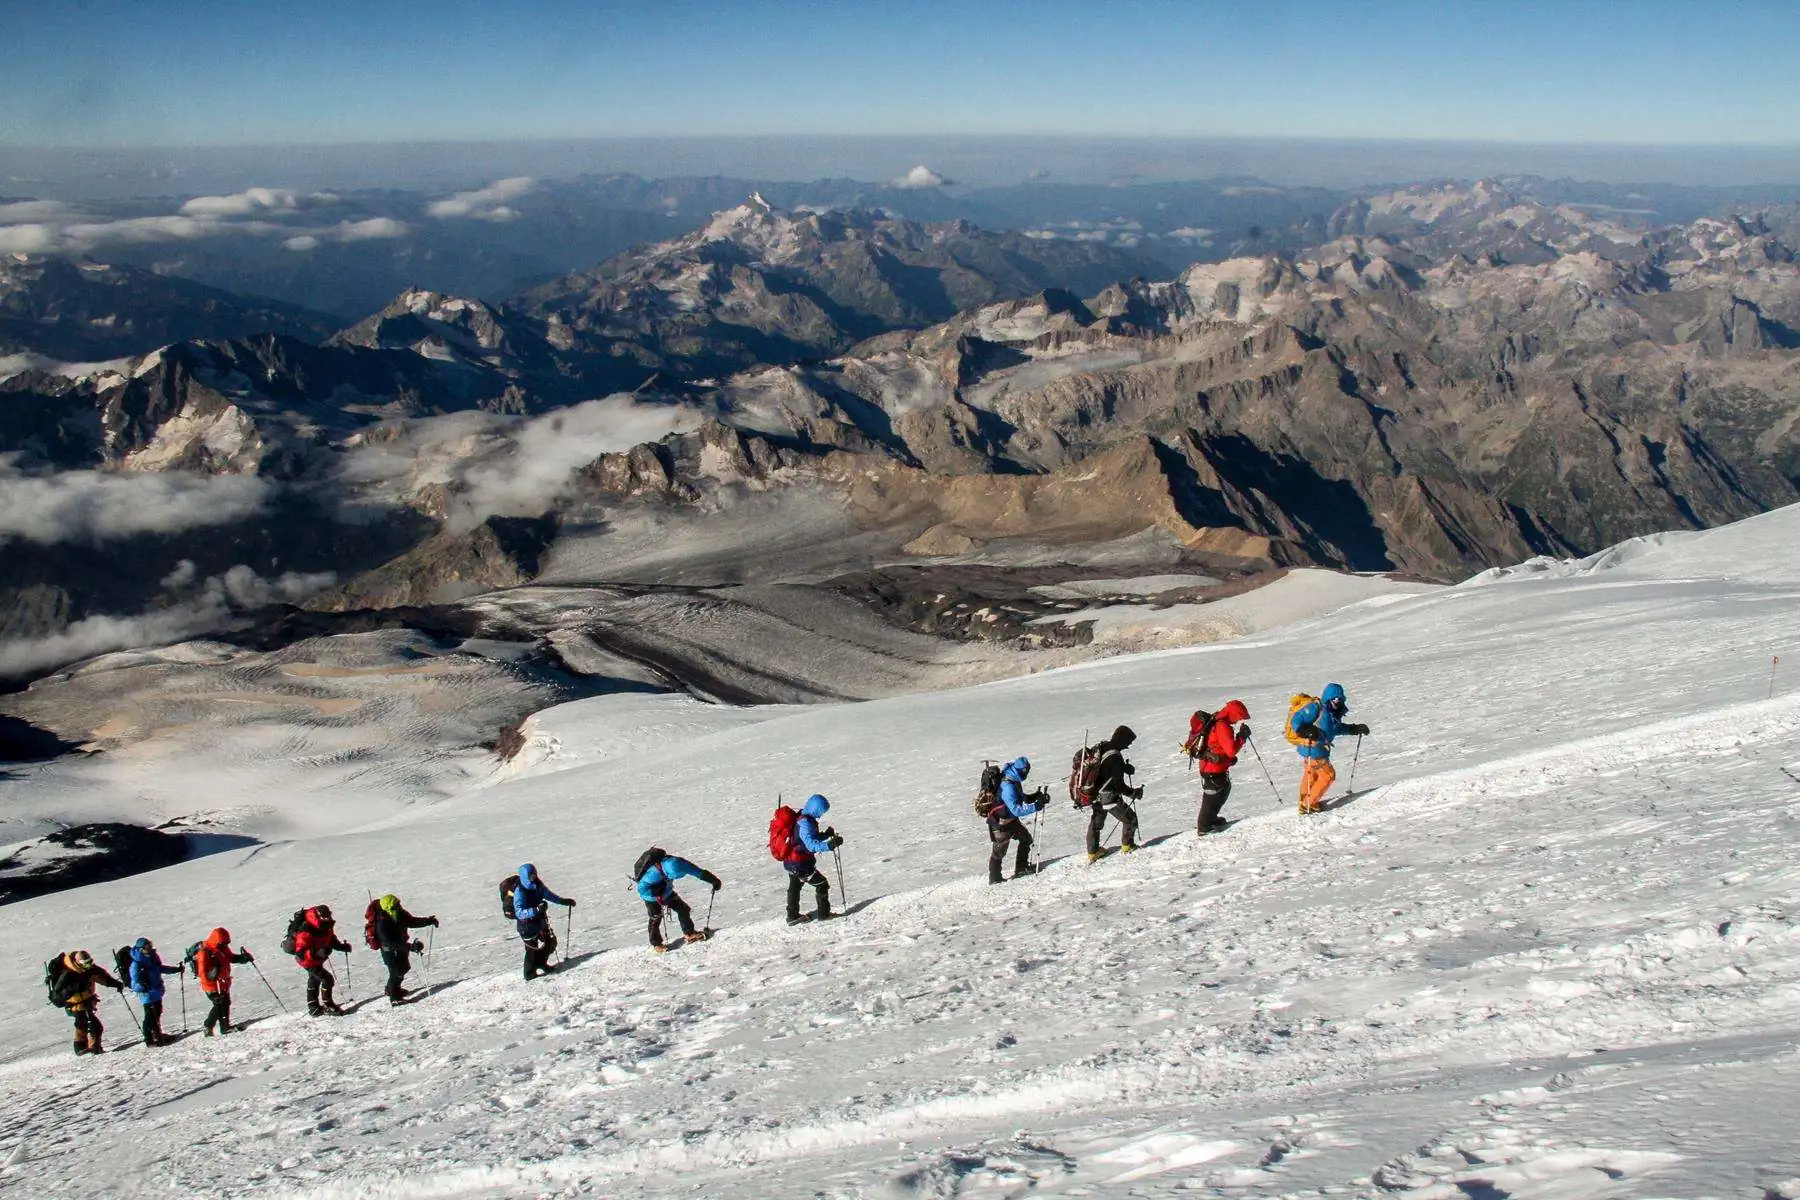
4, 509, 1800, 1197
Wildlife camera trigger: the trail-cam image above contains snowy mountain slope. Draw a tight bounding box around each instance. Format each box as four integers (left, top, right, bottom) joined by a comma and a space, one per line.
1, 506, 1798, 1196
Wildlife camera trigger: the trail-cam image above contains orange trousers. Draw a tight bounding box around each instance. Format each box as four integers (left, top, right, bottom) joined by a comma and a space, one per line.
1298, 758, 1335, 813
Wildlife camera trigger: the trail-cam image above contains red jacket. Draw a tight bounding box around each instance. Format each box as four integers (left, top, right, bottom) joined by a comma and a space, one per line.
293, 910, 349, 969
1195, 701, 1251, 776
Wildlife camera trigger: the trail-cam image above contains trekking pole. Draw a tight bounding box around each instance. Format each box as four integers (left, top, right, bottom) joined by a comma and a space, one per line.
424, 925, 435, 990
114, 988, 140, 1036
179, 971, 189, 1034
249, 957, 289, 1014
1348, 735, 1363, 790
564, 906, 573, 962
832, 847, 848, 910
1246, 735, 1282, 804
704, 889, 717, 935
342, 949, 354, 1000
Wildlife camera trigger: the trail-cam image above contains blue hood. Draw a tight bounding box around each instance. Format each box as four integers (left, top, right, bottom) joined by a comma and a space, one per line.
802, 794, 829, 818
1322, 682, 1347, 709
518, 863, 537, 886
1003, 756, 1031, 782
131, 939, 152, 960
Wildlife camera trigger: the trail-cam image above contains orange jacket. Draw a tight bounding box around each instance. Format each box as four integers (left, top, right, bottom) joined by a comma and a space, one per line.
194, 928, 250, 994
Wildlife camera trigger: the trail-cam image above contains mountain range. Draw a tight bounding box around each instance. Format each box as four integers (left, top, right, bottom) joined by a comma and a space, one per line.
2, 180, 1798, 683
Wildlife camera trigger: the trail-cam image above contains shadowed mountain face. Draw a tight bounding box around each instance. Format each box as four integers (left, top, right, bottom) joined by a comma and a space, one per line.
1, 183, 1798, 679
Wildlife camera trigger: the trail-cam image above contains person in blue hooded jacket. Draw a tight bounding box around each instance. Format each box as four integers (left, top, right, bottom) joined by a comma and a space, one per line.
1290, 682, 1370, 814
776, 794, 843, 925
510, 863, 575, 980
989, 756, 1049, 884
126, 938, 183, 1047
634, 849, 721, 951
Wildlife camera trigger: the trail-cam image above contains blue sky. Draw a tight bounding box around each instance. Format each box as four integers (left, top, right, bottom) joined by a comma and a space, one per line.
6, 0, 1797, 147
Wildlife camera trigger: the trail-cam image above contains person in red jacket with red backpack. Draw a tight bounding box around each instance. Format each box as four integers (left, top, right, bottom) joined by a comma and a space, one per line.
1186, 700, 1251, 835
770, 794, 842, 925
287, 905, 353, 1016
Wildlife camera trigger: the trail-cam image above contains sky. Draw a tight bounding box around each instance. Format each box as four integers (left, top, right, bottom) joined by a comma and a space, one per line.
4, 0, 1798, 149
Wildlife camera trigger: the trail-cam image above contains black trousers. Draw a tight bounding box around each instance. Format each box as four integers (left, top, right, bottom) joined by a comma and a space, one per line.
1200, 774, 1232, 832
71, 1007, 102, 1047
305, 965, 337, 1011
521, 925, 558, 979
381, 949, 413, 1000
204, 991, 232, 1033
1085, 793, 1139, 854
646, 894, 696, 946
139, 998, 165, 1044
784, 863, 831, 919
988, 815, 1034, 882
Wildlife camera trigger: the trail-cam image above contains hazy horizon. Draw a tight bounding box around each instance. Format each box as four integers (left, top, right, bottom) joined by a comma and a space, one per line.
9, 134, 1800, 201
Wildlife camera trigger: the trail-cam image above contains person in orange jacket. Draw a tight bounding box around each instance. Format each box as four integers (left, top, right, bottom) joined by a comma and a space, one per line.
191, 927, 255, 1036
1189, 700, 1252, 834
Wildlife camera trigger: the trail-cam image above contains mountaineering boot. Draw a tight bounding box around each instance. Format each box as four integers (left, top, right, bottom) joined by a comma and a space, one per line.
73, 1039, 88, 1056
1120, 842, 1137, 853
652, 944, 669, 954
308, 1005, 325, 1017
323, 1001, 346, 1016
685, 930, 708, 944
1087, 850, 1107, 864
1013, 863, 1038, 879
787, 914, 813, 926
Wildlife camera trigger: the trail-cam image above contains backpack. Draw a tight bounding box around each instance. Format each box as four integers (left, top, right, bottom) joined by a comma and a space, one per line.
44, 956, 75, 1007
364, 900, 383, 951
1181, 709, 1216, 760
632, 847, 667, 882
113, 946, 133, 990
183, 941, 203, 969
279, 909, 307, 958
1068, 746, 1101, 808
769, 805, 803, 862
1285, 694, 1320, 746
973, 762, 1003, 819
499, 874, 521, 920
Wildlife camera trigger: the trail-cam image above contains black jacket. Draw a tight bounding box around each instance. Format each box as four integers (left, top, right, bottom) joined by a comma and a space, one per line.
373, 906, 434, 954
1093, 746, 1136, 798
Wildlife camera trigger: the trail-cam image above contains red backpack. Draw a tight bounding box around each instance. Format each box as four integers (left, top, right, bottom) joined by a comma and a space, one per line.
768, 805, 806, 863
1069, 746, 1102, 808
363, 900, 382, 951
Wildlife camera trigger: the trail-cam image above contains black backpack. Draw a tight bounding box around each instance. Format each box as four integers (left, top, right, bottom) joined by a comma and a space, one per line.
113, 946, 133, 990
499, 874, 521, 919
279, 909, 307, 957
632, 847, 666, 882
973, 762, 1003, 819
44, 956, 75, 1007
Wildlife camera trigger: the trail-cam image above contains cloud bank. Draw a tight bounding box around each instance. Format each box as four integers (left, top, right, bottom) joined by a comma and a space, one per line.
0, 465, 271, 544
0, 187, 401, 256
426, 177, 534, 221
0, 566, 335, 679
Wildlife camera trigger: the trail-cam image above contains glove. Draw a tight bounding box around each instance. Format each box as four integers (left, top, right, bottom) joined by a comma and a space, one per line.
562, 898, 577, 908
410, 940, 425, 953
826, 833, 844, 849
1240, 724, 1252, 740
244, 950, 254, 962
111, 981, 125, 991
1345, 723, 1370, 737
429, 917, 441, 927
1129, 786, 1145, 800
707, 874, 723, 891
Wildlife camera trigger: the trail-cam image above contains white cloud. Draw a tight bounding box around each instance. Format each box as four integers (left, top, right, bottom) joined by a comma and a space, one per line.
179, 187, 302, 217
0, 465, 272, 544
426, 177, 535, 220
0, 566, 335, 679
0, 200, 79, 223
332, 217, 409, 241
892, 165, 951, 189
0, 223, 57, 253
282, 234, 321, 252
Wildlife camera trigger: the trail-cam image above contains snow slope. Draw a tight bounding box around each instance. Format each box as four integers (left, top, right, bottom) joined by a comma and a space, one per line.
2, 507, 1798, 1197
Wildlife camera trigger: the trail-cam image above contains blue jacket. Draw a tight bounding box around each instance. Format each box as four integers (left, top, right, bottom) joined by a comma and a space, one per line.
513, 863, 568, 922
128, 940, 180, 1002
796, 794, 834, 856
636, 855, 708, 903
997, 757, 1045, 820
1291, 683, 1350, 760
